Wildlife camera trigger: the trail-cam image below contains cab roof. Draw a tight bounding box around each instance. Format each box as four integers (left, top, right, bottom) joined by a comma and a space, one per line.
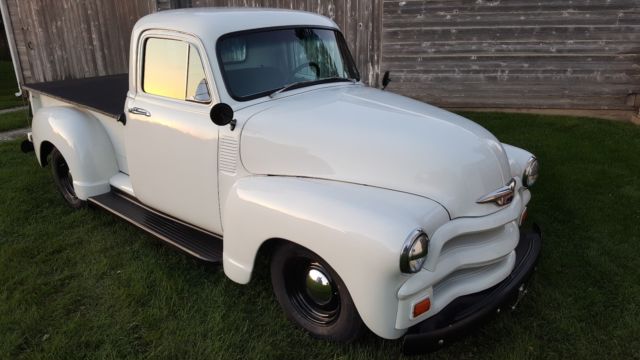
133, 8, 338, 40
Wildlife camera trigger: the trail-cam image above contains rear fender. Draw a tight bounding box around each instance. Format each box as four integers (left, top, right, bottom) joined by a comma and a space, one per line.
32, 106, 118, 199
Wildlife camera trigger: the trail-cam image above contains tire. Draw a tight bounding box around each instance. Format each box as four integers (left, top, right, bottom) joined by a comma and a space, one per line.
270, 243, 365, 342
50, 148, 85, 209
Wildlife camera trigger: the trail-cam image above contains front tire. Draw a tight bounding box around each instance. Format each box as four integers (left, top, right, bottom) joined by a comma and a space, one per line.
50, 148, 85, 209
270, 243, 365, 342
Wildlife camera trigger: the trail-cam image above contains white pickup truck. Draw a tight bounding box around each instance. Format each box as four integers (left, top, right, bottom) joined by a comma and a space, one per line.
22, 8, 541, 354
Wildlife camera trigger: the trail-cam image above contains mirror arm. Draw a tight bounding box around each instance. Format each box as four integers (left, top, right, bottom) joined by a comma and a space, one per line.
230, 119, 237, 131
381, 70, 391, 90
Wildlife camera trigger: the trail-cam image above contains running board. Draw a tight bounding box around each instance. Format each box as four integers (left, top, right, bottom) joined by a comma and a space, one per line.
88, 190, 222, 263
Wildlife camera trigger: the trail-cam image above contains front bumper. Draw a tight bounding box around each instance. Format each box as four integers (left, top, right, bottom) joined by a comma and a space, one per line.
402, 223, 542, 355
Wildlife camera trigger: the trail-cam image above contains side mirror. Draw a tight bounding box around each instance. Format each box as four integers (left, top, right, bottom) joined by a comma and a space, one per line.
381, 71, 391, 90
210, 103, 236, 130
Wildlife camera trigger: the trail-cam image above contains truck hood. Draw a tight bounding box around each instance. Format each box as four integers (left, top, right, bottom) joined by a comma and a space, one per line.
239, 85, 511, 218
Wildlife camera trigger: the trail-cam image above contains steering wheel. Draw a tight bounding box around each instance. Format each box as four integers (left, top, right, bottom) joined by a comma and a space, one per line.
290, 62, 320, 82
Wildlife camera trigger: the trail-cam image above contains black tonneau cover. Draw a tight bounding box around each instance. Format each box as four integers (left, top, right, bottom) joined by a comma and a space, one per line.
23, 74, 128, 119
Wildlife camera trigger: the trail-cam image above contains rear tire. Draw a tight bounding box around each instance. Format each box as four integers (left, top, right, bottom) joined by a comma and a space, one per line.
50, 148, 85, 209
270, 243, 365, 342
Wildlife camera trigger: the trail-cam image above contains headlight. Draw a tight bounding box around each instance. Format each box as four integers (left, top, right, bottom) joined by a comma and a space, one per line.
522, 156, 539, 187
400, 229, 429, 273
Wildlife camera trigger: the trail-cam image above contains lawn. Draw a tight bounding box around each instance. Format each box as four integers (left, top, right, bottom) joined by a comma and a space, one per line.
0, 110, 30, 132
0, 113, 639, 359
0, 61, 24, 110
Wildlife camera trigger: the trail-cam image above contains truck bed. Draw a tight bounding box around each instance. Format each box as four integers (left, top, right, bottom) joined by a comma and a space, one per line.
23, 74, 128, 119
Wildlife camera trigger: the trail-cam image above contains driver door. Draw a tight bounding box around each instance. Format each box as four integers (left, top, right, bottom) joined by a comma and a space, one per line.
124, 33, 222, 234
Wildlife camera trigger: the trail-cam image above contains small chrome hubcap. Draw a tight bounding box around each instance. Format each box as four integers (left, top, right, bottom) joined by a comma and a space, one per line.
305, 266, 334, 306
284, 258, 341, 325
55, 155, 77, 201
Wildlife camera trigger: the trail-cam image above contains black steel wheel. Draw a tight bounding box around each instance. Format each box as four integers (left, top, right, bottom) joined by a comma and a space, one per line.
271, 243, 364, 342
51, 148, 84, 209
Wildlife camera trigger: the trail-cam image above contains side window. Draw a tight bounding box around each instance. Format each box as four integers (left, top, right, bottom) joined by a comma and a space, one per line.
142, 38, 211, 103
143, 38, 188, 100
186, 45, 211, 103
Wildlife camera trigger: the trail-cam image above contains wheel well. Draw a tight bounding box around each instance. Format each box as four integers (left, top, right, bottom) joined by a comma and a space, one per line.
39, 141, 54, 167
251, 238, 289, 282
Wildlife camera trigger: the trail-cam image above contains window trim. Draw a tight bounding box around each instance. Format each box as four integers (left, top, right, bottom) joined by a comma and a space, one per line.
215, 25, 360, 102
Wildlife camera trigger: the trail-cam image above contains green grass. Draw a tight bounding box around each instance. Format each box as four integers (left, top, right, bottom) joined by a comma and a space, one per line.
1, 113, 639, 359
0, 110, 30, 132
0, 61, 24, 110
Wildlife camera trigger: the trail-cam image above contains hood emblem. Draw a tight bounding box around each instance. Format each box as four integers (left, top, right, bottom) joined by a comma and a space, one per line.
476, 178, 516, 206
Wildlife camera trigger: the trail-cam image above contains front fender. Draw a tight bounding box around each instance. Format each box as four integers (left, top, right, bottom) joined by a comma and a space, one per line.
502, 143, 534, 179
222, 176, 449, 339
32, 106, 118, 199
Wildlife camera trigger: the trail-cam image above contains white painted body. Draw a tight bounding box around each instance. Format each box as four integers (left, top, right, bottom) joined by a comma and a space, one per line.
30, 95, 120, 199
29, 9, 537, 340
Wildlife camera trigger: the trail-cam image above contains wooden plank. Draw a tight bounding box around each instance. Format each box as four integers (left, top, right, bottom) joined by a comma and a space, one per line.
383, 11, 640, 28
383, 40, 640, 56
383, 0, 640, 13
383, 26, 640, 43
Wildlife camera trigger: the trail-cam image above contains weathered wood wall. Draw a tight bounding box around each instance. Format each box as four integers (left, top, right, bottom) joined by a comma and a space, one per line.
4, 0, 640, 111
182, 0, 383, 86
5, 0, 156, 84
157, 0, 192, 11
382, 0, 640, 110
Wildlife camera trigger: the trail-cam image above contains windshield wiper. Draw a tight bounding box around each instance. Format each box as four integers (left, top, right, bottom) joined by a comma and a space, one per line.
269, 77, 356, 98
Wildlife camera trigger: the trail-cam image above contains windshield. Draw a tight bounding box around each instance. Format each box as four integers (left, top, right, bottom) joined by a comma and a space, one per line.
217, 27, 360, 101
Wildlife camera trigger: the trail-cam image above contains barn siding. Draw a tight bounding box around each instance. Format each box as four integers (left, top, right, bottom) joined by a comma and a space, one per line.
381, 0, 640, 110
4, 0, 640, 111
157, 0, 192, 11
6, 0, 156, 84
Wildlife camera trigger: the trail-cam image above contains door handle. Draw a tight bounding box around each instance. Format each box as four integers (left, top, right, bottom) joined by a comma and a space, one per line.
128, 107, 151, 117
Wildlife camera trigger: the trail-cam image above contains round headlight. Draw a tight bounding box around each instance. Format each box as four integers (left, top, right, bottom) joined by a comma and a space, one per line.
523, 156, 539, 187
400, 230, 429, 273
